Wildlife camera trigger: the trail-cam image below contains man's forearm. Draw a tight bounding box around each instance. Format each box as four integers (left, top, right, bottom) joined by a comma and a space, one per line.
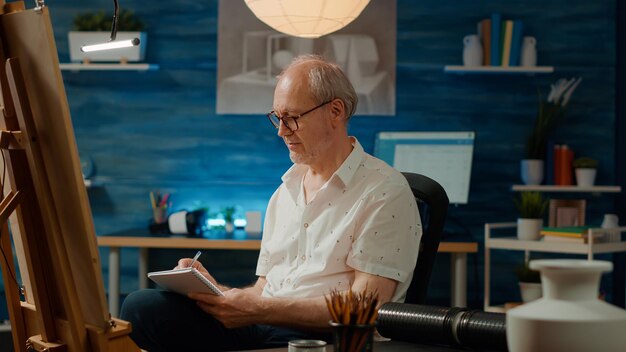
259, 295, 332, 330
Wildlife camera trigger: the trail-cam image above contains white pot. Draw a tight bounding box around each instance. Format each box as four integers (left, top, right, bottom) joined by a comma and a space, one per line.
520, 159, 543, 185
517, 218, 542, 241
68, 31, 147, 63
224, 222, 234, 233
575, 168, 596, 187
519, 282, 542, 303
507, 259, 626, 352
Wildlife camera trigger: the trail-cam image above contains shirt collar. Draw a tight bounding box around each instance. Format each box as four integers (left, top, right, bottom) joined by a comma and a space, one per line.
281, 137, 366, 201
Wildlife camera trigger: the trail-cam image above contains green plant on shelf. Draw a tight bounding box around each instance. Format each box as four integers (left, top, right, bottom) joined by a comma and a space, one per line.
573, 156, 598, 169
525, 77, 582, 159
73, 9, 144, 31
222, 206, 236, 224
513, 191, 548, 219
515, 261, 541, 283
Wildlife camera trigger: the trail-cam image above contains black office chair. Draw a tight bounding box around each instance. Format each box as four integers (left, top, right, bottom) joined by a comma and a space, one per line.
402, 172, 449, 304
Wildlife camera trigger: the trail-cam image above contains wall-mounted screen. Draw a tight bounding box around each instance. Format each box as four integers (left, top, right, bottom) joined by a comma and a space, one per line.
374, 131, 475, 204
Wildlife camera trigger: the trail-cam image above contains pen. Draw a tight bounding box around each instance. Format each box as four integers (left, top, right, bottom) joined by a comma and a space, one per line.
189, 251, 202, 268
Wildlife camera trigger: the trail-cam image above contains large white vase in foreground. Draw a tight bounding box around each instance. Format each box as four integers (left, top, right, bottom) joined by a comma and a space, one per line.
507, 259, 626, 352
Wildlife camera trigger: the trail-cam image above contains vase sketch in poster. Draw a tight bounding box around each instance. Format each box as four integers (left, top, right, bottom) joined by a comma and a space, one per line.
216, 0, 396, 115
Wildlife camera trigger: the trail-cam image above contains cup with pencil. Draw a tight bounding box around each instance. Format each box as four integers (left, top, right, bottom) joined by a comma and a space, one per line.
326, 288, 378, 352
150, 191, 171, 224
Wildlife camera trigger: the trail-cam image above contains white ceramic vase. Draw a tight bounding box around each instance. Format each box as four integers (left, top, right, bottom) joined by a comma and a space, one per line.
462, 34, 483, 66
507, 259, 626, 352
575, 168, 596, 187
517, 218, 542, 241
520, 36, 537, 67
520, 159, 543, 185
601, 214, 620, 242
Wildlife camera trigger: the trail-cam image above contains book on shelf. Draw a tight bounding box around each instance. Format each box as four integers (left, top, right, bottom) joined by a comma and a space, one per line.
478, 18, 491, 65
545, 140, 556, 185
501, 20, 513, 66
540, 226, 591, 237
542, 233, 602, 244
490, 13, 502, 66
553, 144, 574, 185
509, 20, 524, 66
560, 145, 574, 185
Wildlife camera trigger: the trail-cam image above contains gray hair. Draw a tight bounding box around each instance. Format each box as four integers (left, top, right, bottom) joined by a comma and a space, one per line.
278, 54, 358, 120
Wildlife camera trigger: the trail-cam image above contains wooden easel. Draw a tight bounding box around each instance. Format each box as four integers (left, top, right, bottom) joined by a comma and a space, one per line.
0, 2, 139, 351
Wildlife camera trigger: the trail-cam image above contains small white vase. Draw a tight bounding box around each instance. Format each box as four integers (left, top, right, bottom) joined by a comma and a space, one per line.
520, 36, 537, 67
575, 168, 596, 187
517, 218, 542, 241
507, 259, 626, 352
520, 159, 543, 185
462, 34, 483, 66
601, 214, 620, 242
225, 222, 234, 233
519, 282, 542, 303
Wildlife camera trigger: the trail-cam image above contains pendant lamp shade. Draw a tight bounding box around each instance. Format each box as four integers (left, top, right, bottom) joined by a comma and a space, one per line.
244, 0, 371, 38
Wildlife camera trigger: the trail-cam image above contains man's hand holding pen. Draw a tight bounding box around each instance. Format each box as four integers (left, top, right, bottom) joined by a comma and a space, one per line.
174, 253, 225, 292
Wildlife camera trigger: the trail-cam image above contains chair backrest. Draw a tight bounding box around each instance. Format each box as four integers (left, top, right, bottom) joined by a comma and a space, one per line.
402, 172, 449, 304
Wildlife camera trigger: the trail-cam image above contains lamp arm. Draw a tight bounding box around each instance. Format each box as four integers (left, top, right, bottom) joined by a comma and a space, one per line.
109, 0, 119, 41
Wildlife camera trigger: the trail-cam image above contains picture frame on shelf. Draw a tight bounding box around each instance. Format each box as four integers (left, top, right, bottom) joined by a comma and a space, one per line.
548, 199, 586, 227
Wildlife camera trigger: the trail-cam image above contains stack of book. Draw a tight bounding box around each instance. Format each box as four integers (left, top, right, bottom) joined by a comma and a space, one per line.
540, 226, 603, 244
477, 13, 524, 67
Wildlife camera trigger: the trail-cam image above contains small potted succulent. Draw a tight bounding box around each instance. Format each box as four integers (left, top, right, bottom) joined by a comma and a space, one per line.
515, 261, 542, 303
573, 156, 598, 187
68, 9, 146, 63
513, 192, 548, 241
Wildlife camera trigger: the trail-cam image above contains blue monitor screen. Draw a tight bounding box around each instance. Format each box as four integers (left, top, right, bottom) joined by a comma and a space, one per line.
374, 131, 475, 204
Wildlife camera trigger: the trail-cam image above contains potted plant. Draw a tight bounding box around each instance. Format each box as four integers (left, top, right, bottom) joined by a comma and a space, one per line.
521, 78, 582, 185
222, 206, 236, 233
515, 261, 542, 303
68, 9, 146, 63
513, 191, 548, 241
573, 156, 598, 187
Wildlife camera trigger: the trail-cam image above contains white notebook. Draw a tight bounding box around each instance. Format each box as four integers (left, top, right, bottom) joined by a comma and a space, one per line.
147, 267, 224, 296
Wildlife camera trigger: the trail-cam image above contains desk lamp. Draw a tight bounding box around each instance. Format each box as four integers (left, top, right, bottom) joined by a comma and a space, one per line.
80, 0, 140, 53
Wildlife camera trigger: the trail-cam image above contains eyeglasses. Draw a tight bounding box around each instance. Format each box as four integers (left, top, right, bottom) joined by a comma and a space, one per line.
267, 100, 333, 132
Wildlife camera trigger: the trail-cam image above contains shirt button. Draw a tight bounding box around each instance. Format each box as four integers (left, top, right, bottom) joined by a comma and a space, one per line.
286, 278, 291, 284
304, 223, 309, 228
301, 255, 306, 261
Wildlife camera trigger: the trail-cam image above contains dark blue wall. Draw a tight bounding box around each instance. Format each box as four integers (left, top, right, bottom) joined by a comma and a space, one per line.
0, 0, 620, 320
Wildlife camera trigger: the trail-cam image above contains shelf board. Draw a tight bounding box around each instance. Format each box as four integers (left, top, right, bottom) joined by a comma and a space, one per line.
59, 63, 159, 71
486, 237, 626, 254
511, 185, 622, 193
84, 179, 104, 188
444, 65, 554, 74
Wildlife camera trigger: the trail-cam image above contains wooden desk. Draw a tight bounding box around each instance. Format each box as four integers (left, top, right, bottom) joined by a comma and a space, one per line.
97, 235, 477, 315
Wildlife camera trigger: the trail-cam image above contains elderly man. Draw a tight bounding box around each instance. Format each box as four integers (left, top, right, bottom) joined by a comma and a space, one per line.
121, 55, 421, 351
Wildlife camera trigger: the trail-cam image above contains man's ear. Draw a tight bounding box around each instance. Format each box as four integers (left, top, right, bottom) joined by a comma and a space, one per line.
329, 99, 346, 126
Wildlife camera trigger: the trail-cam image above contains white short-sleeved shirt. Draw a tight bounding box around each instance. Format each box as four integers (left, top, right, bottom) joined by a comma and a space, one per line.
256, 138, 421, 302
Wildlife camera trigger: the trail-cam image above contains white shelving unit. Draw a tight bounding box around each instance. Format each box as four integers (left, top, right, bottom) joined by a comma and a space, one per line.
512, 185, 622, 193
444, 65, 554, 74
59, 63, 159, 71
484, 222, 626, 312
